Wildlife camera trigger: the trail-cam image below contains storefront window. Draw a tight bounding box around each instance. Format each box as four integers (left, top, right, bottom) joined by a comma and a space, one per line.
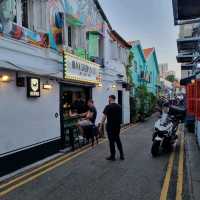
60, 85, 91, 119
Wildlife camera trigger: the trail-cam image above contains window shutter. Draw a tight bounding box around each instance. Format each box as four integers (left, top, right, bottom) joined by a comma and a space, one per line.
74, 27, 78, 49
88, 33, 99, 58
80, 28, 86, 49
33, 0, 47, 32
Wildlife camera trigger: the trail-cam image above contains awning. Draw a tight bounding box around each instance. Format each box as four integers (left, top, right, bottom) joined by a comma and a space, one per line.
177, 37, 200, 52
180, 75, 195, 86
181, 63, 195, 70
173, 0, 200, 25
177, 54, 194, 63
0, 60, 62, 78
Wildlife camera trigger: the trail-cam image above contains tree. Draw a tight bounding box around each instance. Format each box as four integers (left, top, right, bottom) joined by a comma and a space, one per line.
165, 74, 176, 83
125, 51, 134, 96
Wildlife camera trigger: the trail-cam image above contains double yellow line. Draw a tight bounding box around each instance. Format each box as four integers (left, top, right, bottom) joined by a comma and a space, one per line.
160, 127, 185, 200
0, 124, 137, 197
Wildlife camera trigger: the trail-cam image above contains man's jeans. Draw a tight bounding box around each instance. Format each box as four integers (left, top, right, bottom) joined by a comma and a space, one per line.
106, 125, 124, 158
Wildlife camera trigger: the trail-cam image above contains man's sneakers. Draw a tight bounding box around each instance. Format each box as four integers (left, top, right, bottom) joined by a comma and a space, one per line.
105, 156, 116, 161
120, 156, 125, 161
105, 156, 125, 161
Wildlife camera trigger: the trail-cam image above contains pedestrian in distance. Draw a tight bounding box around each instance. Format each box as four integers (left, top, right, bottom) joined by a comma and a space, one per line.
100, 95, 125, 161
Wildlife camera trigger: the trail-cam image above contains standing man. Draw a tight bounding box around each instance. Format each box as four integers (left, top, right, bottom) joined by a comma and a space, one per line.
100, 95, 124, 161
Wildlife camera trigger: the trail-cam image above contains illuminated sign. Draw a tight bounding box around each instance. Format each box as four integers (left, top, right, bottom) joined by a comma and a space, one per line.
27, 77, 40, 97
63, 51, 101, 84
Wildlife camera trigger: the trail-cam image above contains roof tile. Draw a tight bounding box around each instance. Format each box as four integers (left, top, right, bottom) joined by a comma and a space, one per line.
143, 48, 154, 59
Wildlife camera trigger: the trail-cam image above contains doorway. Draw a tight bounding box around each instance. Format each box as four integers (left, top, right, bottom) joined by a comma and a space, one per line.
60, 84, 92, 148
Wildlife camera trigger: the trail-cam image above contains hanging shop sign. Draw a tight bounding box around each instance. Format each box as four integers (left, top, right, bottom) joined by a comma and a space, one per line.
63, 50, 101, 84
27, 77, 40, 97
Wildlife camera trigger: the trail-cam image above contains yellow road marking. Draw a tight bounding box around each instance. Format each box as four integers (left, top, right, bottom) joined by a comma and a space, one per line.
160, 128, 181, 200
0, 147, 92, 197
160, 151, 175, 200
176, 130, 184, 200
0, 144, 91, 190
0, 123, 138, 197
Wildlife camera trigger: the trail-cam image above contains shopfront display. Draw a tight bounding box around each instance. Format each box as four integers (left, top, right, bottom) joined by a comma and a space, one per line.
63, 50, 101, 84
60, 83, 92, 148
61, 50, 102, 148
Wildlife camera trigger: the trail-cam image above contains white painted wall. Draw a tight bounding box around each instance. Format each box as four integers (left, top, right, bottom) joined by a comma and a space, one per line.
0, 71, 60, 156
102, 26, 130, 124
93, 77, 118, 124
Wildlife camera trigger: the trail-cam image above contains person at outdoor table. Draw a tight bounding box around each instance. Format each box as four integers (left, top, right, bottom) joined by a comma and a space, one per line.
72, 93, 85, 114
77, 99, 97, 135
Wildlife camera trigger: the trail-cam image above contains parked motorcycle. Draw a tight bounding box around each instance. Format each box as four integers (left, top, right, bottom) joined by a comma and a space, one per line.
151, 105, 185, 157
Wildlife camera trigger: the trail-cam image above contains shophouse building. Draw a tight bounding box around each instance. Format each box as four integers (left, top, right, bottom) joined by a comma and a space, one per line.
0, 0, 130, 176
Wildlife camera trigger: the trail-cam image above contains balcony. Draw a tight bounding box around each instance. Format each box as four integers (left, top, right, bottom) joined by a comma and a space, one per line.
177, 53, 194, 63
181, 63, 195, 71
173, 0, 200, 25
0, 22, 49, 49
177, 37, 200, 53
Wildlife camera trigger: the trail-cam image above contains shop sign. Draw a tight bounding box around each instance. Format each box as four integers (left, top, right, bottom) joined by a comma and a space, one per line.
27, 77, 40, 97
63, 51, 101, 84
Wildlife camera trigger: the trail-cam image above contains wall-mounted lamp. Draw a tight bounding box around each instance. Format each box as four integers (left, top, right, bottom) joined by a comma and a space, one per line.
43, 82, 53, 90
112, 84, 116, 89
97, 83, 103, 87
191, 79, 195, 84
0, 75, 10, 82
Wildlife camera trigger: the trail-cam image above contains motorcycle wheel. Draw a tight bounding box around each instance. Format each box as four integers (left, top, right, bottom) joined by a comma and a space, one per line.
162, 138, 172, 153
151, 141, 160, 157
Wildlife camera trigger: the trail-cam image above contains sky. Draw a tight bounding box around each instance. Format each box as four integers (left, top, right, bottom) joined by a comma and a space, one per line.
98, 0, 181, 78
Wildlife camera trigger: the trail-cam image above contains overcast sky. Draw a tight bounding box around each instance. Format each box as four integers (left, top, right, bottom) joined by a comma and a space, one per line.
98, 0, 181, 78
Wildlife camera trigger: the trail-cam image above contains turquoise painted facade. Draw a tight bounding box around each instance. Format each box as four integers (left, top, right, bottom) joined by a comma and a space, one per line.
130, 41, 147, 91
146, 49, 160, 95
130, 41, 160, 96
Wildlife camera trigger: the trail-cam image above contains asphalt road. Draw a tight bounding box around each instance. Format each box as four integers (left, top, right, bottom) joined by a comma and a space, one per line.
2, 116, 171, 200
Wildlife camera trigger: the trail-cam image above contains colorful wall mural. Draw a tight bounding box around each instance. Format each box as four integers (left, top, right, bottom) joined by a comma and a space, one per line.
48, 0, 105, 50
62, 0, 104, 33
0, 0, 49, 48
48, 0, 64, 50
0, 0, 105, 51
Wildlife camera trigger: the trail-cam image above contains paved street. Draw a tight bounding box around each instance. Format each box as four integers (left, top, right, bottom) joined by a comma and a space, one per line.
1, 116, 179, 200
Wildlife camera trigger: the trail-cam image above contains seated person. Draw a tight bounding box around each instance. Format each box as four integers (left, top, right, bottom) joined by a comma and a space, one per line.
77, 99, 97, 135
72, 93, 85, 114
69, 106, 78, 117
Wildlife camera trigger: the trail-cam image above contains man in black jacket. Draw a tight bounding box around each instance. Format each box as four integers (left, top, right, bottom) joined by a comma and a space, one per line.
100, 95, 124, 161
